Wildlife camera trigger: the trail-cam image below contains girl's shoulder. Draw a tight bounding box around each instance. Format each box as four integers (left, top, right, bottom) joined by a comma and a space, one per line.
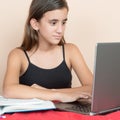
7, 48, 25, 62
64, 43, 83, 63
64, 43, 81, 54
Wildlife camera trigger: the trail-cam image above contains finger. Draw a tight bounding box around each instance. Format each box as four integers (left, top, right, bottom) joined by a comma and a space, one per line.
80, 92, 92, 98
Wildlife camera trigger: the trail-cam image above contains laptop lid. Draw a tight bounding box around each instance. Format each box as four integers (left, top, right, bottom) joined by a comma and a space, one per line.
91, 42, 120, 115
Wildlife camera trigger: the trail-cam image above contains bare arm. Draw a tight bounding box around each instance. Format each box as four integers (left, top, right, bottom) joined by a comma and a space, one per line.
53, 43, 93, 101
2, 49, 88, 102
2, 49, 58, 100
56, 43, 93, 94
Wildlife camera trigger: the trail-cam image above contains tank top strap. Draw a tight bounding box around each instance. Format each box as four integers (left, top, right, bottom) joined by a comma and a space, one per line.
62, 45, 65, 60
23, 50, 30, 63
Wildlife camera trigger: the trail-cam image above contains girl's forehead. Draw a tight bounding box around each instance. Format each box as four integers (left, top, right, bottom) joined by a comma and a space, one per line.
42, 8, 68, 19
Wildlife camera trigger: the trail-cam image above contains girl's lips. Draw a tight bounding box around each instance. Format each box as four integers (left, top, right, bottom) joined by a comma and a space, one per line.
54, 35, 62, 40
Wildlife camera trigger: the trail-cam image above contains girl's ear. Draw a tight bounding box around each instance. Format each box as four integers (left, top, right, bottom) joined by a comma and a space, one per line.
30, 18, 39, 31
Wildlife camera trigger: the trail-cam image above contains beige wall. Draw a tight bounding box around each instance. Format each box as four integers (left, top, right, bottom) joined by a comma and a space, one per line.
0, 0, 120, 94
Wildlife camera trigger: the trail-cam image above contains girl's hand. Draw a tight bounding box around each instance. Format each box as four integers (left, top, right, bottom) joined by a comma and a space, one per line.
58, 92, 91, 103
77, 92, 92, 103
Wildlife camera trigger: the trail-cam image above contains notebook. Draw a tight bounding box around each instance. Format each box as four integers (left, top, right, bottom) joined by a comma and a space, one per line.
55, 42, 120, 115
0, 96, 55, 115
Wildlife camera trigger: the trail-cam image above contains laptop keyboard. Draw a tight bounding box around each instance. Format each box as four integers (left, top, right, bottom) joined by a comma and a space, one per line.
55, 101, 91, 114
71, 102, 91, 113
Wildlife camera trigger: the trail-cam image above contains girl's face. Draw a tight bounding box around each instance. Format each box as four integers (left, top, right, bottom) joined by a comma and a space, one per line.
36, 8, 68, 46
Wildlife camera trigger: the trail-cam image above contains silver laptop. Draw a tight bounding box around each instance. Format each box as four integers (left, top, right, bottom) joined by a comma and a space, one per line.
55, 42, 120, 115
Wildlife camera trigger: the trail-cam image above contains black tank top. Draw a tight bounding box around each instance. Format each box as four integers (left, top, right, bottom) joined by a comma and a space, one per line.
19, 46, 72, 89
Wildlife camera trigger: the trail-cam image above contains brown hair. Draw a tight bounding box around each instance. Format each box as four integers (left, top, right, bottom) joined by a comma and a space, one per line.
20, 0, 69, 51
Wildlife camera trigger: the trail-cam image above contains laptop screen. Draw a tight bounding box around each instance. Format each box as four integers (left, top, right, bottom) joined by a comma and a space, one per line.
91, 42, 120, 114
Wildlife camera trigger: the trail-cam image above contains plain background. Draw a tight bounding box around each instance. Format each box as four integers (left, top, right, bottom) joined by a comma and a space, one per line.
0, 0, 120, 94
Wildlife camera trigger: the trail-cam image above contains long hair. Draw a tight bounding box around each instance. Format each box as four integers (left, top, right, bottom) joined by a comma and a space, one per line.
20, 0, 69, 51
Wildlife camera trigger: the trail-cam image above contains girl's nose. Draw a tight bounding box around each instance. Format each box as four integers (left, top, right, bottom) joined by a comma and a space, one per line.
56, 24, 63, 34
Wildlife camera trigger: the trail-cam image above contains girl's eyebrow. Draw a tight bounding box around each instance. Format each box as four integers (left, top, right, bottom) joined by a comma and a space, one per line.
63, 18, 68, 21
49, 18, 68, 22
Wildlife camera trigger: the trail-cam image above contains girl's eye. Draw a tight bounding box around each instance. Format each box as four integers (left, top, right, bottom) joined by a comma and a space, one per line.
50, 21, 57, 26
49, 20, 67, 26
62, 21, 67, 25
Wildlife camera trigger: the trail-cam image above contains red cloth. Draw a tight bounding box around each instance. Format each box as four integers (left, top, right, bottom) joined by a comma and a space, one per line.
3, 110, 120, 120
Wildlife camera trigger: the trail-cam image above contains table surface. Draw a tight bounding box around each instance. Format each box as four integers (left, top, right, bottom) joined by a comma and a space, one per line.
2, 110, 120, 120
